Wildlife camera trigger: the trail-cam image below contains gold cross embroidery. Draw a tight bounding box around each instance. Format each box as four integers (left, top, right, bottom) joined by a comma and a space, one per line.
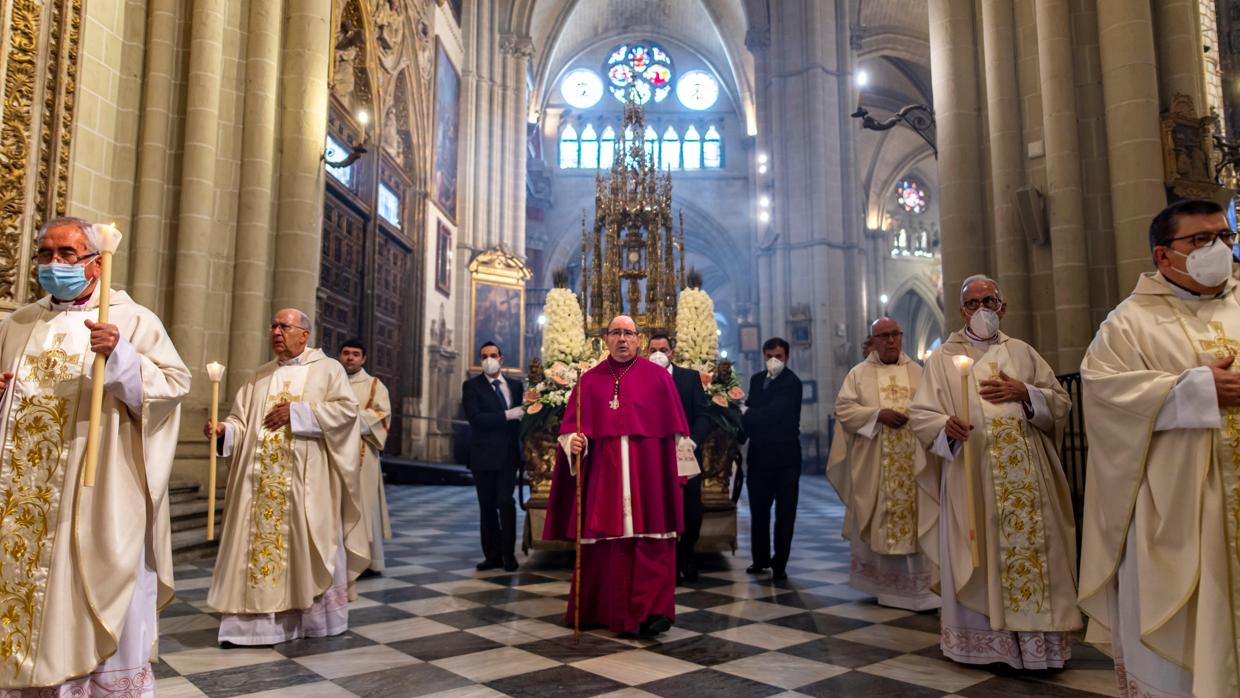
1199, 321, 1240, 361
22, 334, 81, 390
268, 380, 298, 409
879, 375, 910, 405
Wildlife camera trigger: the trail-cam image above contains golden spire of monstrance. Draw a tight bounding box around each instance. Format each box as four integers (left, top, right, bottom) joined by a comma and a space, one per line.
581, 91, 685, 348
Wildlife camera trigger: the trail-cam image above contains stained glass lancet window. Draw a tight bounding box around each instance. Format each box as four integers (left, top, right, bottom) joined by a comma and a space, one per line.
606, 43, 674, 104
600, 126, 616, 168
682, 126, 701, 170
897, 179, 927, 214
580, 124, 599, 169
660, 126, 680, 170
559, 125, 579, 169
644, 125, 658, 164
703, 125, 722, 168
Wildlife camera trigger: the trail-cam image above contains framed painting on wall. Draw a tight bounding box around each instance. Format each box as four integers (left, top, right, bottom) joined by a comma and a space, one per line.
435, 220, 452, 297
432, 41, 460, 222
468, 247, 532, 374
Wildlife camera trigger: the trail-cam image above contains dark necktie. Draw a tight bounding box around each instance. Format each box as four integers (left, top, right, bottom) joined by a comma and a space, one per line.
492, 379, 507, 408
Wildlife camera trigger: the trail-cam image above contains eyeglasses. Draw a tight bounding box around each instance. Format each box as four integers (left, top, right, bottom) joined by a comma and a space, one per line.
270, 322, 309, 333
33, 249, 98, 265
962, 296, 1003, 312
872, 331, 903, 340
1165, 230, 1237, 249
607, 329, 638, 338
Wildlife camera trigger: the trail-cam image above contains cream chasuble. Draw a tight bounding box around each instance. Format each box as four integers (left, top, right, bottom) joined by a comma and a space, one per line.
1081, 271, 1240, 697
349, 369, 391, 550
830, 352, 936, 556
909, 331, 1081, 635
209, 349, 369, 614
0, 290, 188, 688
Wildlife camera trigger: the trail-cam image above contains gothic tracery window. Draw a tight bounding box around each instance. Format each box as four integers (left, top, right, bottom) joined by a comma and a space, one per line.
579, 124, 599, 169
897, 178, 928, 214
559, 124, 579, 169
606, 43, 673, 104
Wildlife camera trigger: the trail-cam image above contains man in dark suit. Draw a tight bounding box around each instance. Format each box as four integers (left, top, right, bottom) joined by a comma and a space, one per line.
648, 334, 712, 583
462, 342, 525, 572
741, 337, 802, 581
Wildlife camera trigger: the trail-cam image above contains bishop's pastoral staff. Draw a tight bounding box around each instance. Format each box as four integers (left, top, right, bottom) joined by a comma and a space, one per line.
206, 308, 369, 646
909, 275, 1081, 669
1080, 199, 1240, 698
0, 217, 190, 693
543, 315, 696, 637
828, 317, 939, 610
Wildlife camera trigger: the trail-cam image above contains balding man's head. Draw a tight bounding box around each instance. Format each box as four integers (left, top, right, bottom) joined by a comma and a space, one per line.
869, 317, 903, 364
959, 275, 1007, 328
605, 315, 640, 362
271, 308, 312, 361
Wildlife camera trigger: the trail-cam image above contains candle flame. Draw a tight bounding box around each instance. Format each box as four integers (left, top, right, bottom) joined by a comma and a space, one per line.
205, 361, 226, 382
952, 354, 974, 374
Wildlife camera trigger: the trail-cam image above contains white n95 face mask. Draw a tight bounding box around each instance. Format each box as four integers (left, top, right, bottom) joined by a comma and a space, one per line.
968, 308, 1001, 339
481, 357, 501, 375
765, 357, 785, 377
1175, 239, 1234, 288
648, 351, 670, 368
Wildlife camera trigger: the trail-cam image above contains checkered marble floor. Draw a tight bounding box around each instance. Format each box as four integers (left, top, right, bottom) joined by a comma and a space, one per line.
156, 478, 1118, 698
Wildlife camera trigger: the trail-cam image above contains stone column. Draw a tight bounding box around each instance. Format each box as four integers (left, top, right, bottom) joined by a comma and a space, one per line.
1097, 0, 1167, 293
500, 33, 532, 255
764, 2, 857, 427
272, 0, 331, 316
1035, 0, 1092, 369
227, 0, 283, 391
928, 0, 988, 310
980, 0, 1032, 341
169, 0, 227, 373
128, 0, 177, 312
1153, 0, 1204, 108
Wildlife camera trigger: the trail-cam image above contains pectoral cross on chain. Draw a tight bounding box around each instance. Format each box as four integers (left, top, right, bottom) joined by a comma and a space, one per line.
1199, 321, 1240, 363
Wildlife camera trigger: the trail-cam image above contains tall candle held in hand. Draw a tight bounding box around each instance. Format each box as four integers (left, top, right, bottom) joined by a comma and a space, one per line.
205, 362, 225, 541
82, 223, 124, 487
951, 353, 980, 567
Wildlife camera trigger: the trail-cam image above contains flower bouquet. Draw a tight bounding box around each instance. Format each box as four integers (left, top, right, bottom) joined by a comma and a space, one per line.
701, 360, 744, 433
520, 285, 593, 440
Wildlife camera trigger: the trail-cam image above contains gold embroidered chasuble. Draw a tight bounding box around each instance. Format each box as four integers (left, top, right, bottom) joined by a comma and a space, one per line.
349, 369, 392, 542
0, 290, 188, 688
208, 348, 369, 614
1081, 272, 1240, 696
829, 352, 936, 556
909, 331, 1081, 633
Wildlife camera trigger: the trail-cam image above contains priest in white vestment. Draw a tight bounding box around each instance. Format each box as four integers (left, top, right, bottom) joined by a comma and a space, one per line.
207, 308, 369, 646
0, 217, 189, 694
829, 318, 939, 610
909, 276, 1081, 669
339, 338, 392, 573
1081, 199, 1240, 698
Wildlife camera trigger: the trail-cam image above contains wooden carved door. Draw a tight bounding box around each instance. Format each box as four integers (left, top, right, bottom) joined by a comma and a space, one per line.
317, 197, 366, 361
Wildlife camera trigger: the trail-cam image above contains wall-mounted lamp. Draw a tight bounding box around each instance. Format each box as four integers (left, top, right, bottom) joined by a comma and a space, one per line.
323, 110, 370, 168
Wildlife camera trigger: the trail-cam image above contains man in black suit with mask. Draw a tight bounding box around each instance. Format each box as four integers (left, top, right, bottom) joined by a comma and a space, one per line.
462, 342, 525, 572
742, 337, 802, 581
647, 333, 712, 583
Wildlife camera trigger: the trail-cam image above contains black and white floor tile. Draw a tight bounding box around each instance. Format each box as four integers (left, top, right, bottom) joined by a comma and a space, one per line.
155, 478, 1118, 697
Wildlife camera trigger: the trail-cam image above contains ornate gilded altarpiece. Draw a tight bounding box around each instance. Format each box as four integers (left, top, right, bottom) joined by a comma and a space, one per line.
323, 0, 436, 454
0, 0, 83, 312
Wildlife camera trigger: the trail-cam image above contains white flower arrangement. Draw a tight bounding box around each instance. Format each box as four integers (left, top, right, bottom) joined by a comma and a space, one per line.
540, 288, 587, 364
675, 287, 719, 368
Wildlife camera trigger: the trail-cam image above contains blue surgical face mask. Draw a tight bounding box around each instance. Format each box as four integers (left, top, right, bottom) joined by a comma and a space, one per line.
37, 262, 91, 300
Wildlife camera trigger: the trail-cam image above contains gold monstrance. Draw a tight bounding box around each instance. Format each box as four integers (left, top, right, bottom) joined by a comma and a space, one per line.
580, 96, 685, 346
